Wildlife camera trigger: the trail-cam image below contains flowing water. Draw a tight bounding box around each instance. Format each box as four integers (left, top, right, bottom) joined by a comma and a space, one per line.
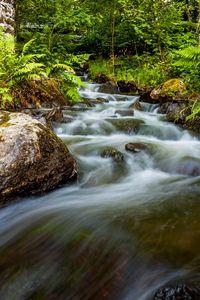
1, 80, 200, 300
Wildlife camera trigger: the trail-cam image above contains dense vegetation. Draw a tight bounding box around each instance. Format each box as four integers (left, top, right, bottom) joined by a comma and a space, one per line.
2, 0, 200, 112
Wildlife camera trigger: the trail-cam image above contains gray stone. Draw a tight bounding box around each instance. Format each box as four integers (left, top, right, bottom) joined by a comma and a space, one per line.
0, 111, 77, 203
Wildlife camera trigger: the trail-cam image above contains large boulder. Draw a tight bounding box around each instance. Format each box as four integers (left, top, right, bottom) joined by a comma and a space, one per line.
150, 79, 186, 103
4, 78, 70, 110
0, 111, 77, 203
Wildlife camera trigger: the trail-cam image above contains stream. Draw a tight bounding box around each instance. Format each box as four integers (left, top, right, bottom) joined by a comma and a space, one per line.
1, 79, 200, 299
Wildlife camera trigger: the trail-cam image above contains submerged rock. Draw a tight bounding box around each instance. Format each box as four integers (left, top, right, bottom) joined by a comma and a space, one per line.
153, 283, 200, 300
0, 111, 77, 203
125, 143, 148, 153
106, 118, 145, 134
100, 147, 124, 162
115, 109, 134, 117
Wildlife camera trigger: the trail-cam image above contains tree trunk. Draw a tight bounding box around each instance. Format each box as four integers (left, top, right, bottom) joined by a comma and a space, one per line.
0, 0, 15, 35
109, 0, 116, 76
198, 0, 200, 46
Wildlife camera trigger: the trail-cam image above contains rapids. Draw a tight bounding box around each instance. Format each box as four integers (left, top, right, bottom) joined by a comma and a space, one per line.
1, 80, 200, 300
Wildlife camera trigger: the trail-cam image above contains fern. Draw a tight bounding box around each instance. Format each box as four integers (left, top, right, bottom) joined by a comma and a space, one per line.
21, 39, 36, 55
66, 87, 81, 102
174, 46, 200, 68
186, 100, 200, 121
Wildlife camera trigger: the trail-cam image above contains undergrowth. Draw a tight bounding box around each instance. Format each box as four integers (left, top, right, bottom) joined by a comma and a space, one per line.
88, 55, 168, 88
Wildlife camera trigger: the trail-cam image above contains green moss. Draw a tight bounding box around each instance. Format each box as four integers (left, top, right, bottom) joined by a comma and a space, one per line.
161, 79, 185, 95
0, 111, 11, 127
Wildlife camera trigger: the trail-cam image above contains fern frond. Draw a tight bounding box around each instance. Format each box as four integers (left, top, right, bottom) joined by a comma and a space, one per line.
51, 63, 75, 73
13, 63, 45, 77
174, 46, 200, 68
18, 54, 45, 65
22, 39, 36, 55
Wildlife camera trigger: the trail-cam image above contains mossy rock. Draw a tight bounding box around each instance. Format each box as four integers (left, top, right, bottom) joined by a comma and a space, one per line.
106, 118, 145, 134
0, 111, 77, 204
100, 147, 124, 162
2, 78, 70, 110
150, 79, 186, 102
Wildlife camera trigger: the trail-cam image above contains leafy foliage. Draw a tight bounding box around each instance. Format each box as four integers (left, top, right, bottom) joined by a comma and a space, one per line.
0, 34, 46, 107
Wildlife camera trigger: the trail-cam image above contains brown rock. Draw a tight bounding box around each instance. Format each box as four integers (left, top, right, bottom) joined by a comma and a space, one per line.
129, 100, 142, 111
100, 147, 124, 162
125, 142, 148, 153
115, 109, 134, 117
150, 79, 186, 102
106, 118, 144, 134
0, 111, 77, 204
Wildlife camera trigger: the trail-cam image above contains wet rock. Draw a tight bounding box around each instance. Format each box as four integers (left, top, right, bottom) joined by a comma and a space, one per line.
73, 103, 89, 109
157, 100, 200, 133
0, 111, 77, 203
62, 106, 89, 112
84, 97, 109, 105
158, 102, 179, 114
166, 103, 190, 125
96, 97, 109, 103
62, 115, 74, 123
80, 98, 96, 107
98, 82, 119, 94
125, 143, 148, 153
165, 100, 200, 134
150, 79, 186, 103
153, 283, 200, 300
100, 147, 124, 162
106, 118, 145, 134
115, 109, 134, 117
117, 80, 137, 93
129, 100, 142, 111
138, 88, 152, 103
45, 107, 64, 123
